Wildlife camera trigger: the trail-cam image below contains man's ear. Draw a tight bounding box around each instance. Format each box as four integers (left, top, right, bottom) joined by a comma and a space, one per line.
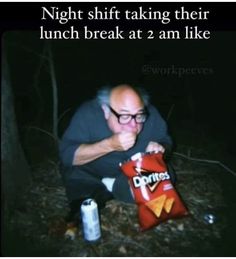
102, 104, 110, 120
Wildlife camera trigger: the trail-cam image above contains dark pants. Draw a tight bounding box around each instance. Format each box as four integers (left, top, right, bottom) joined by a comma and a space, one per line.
61, 164, 133, 201
60, 163, 176, 222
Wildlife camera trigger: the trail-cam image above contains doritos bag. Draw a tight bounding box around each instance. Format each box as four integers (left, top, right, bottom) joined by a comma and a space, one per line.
120, 152, 188, 230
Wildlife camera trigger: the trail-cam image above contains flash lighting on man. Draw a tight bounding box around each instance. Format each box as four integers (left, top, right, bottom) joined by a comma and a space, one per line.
59, 84, 175, 224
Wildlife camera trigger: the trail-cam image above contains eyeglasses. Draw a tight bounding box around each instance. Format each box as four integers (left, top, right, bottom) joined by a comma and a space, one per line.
109, 105, 148, 125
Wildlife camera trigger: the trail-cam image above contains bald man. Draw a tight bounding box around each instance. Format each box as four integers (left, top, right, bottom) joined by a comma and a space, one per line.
59, 84, 174, 223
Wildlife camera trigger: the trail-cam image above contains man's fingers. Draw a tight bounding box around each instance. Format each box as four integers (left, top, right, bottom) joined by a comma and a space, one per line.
146, 142, 165, 153
118, 132, 137, 150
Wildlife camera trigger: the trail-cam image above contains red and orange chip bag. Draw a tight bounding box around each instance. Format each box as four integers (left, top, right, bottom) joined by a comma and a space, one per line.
120, 152, 188, 230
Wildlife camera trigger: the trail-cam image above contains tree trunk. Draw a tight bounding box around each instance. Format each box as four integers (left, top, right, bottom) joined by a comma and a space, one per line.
1, 42, 31, 250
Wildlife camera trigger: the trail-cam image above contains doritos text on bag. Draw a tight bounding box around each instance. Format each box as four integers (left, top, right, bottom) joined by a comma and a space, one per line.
120, 152, 188, 230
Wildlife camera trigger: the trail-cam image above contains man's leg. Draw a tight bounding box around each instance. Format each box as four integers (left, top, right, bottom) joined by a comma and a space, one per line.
62, 166, 113, 224
112, 174, 135, 203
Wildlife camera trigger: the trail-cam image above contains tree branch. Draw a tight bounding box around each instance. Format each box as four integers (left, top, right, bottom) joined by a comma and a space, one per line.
173, 151, 236, 177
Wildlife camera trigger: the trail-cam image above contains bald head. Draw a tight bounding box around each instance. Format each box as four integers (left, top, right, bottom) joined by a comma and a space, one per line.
97, 84, 149, 108
110, 84, 144, 111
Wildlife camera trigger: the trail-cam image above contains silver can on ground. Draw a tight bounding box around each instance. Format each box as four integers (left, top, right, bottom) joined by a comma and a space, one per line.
81, 198, 101, 242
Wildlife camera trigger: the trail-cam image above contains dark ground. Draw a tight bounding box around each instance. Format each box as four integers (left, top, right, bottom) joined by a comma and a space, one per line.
2, 131, 236, 256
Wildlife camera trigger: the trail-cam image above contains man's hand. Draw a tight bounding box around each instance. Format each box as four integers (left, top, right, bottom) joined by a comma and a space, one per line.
73, 132, 137, 165
145, 141, 165, 153
109, 132, 137, 151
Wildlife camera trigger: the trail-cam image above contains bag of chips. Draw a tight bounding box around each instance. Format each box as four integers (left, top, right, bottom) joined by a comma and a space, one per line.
120, 152, 188, 230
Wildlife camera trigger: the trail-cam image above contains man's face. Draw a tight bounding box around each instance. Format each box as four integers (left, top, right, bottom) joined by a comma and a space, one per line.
103, 86, 146, 134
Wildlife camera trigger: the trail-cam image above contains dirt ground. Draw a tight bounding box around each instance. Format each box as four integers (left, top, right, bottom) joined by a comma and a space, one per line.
2, 150, 236, 257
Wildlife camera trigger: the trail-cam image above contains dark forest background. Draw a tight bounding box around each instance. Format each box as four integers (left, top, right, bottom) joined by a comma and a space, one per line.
4, 29, 236, 164
2, 2, 236, 168
1, 2, 236, 256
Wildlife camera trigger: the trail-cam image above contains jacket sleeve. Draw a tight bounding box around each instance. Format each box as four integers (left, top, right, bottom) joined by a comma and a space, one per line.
59, 104, 91, 167
148, 105, 173, 152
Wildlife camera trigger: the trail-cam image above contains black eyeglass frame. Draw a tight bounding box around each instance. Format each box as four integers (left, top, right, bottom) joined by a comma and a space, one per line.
108, 105, 149, 125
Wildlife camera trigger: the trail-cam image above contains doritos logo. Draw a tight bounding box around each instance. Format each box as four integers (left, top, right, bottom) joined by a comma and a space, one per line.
132, 167, 170, 192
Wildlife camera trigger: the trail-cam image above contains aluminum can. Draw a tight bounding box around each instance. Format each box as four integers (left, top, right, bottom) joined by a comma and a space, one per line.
81, 198, 101, 242
203, 213, 216, 224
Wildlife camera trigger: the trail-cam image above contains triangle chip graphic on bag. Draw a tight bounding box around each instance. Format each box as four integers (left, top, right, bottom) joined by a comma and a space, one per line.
145, 194, 167, 217
164, 197, 175, 213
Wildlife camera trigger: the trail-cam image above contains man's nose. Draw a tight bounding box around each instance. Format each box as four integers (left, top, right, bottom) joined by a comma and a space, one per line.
129, 118, 138, 128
